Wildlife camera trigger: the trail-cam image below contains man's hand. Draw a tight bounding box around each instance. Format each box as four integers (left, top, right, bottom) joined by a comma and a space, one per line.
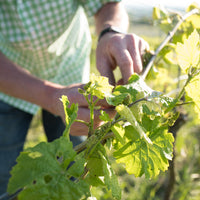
95, 2, 149, 85
96, 32, 149, 85
52, 83, 116, 136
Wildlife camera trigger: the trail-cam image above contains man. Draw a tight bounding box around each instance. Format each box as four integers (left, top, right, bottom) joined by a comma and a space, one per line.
0, 0, 149, 197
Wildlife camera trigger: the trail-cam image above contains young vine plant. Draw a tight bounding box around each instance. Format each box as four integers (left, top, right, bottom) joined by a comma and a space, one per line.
7, 3, 200, 200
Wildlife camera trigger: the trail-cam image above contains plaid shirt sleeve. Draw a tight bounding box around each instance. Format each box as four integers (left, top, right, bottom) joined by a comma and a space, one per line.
0, 2, 92, 115
79, 0, 121, 17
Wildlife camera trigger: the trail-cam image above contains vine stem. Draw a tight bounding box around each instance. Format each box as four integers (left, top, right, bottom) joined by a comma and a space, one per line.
141, 8, 200, 80
74, 113, 121, 154
176, 67, 194, 102
74, 130, 115, 154
88, 94, 94, 137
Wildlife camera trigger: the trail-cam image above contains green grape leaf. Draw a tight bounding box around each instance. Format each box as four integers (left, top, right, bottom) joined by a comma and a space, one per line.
111, 123, 126, 145
88, 74, 114, 99
61, 95, 78, 139
86, 144, 121, 200
185, 73, 200, 119
159, 44, 177, 65
116, 104, 152, 144
99, 110, 112, 122
85, 155, 105, 187
113, 90, 175, 179
128, 73, 140, 82
106, 73, 162, 106
17, 175, 90, 200
152, 6, 170, 22
187, 14, 200, 29
176, 29, 200, 72
99, 151, 121, 200
152, 7, 162, 20
152, 6, 173, 33
8, 136, 90, 200
85, 174, 104, 187
113, 117, 174, 179
186, 2, 200, 12
106, 91, 131, 106
86, 145, 105, 177
130, 100, 161, 122
110, 74, 175, 179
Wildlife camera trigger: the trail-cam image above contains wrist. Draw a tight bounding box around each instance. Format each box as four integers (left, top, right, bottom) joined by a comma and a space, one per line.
98, 26, 126, 42
43, 82, 65, 117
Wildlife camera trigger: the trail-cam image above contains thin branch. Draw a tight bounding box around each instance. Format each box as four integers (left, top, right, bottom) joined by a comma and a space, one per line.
75, 119, 89, 126
74, 131, 116, 154
141, 8, 200, 80
175, 101, 194, 107
176, 73, 193, 102
73, 139, 88, 154
102, 131, 115, 141
128, 97, 148, 107
74, 113, 121, 154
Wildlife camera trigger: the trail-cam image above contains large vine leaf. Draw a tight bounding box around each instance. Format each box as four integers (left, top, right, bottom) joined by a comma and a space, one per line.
113, 95, 174, 179
176, 29, 200, 72
113, 116, 174, 179
8, 136, 90, 200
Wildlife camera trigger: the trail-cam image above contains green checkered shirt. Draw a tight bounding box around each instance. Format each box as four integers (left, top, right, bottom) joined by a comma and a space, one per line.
0, 0, 120, 114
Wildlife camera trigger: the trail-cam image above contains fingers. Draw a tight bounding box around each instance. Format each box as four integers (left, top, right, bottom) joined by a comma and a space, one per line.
96, 33, 149, 85
70, 122, 88, 136
63, 84, 88, 107
130, 34, 150, 73
109, 39, 134, 84
96, 47, 116, 85
139, 37, 150, 54
127, 34, 143, 74
115, 34, 149, 83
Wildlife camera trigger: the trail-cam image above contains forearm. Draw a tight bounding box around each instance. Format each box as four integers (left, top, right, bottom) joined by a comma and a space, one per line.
94, 2, 129, 35
0, 52, 63, 115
